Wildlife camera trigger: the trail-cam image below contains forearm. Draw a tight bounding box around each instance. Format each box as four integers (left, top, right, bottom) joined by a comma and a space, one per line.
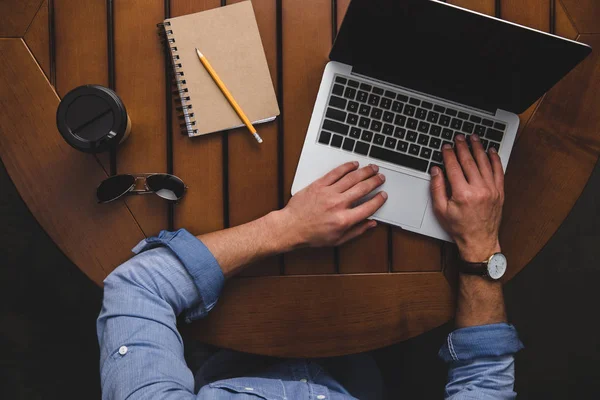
455, 274, 507, 328
198, 210, 300, 278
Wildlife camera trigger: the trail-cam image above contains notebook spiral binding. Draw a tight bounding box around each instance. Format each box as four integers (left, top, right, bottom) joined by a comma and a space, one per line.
157, 21, 198, 136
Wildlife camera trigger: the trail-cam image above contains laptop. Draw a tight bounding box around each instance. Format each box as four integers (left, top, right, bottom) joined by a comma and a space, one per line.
291, 0, 591, 242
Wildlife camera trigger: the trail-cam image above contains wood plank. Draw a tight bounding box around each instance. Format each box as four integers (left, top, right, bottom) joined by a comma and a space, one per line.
560, 0, 600, 34
0, 39, 144, 285
184, 272, 453, 357
54, 0, 107, 96
447, 0, 495, 16
282, 0, 336, 274
0, 0, 43, 37
112, 0, 167, 237
556, 0, 579, 40
501, 34, 600, 281
23, 0, 50, 80
501, 0, 550, 31
516, 99, 542, 139
171, 0, 225, 236
228, 0, 280, 277
335, 0, 388, 274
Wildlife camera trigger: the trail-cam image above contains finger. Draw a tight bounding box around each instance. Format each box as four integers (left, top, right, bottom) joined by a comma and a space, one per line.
315, 161, 359, 186
343, 173, 386, 202
336, 220, 377, 246
488, 147, 505, 192
346, 191, 388, 223
332, 164, 379, 192
454, 134, 482, 184
441, 144, 468, 190
470, 134, 494, 183
429, 166, 448, 216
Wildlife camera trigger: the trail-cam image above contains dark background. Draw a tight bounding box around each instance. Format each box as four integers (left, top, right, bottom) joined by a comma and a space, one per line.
2, 157, 600, 399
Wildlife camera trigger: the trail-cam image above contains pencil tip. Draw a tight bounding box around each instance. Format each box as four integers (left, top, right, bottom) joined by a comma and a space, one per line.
195, 48, 203, 58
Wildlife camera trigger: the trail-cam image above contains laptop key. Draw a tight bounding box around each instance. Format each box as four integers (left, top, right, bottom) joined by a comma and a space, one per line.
371, 120, 383, 132
474, 124, 486, 135
342, 137, 355, 151
370, 108, 383, 119
397, 140, 408, 152
462, 121, 474, 134
374, 134, 385, 146
409, 144, 421, 156
420, 147, 432, 159
451, 118, 463, 130
332, 84, 344, 96
349, 127, 361, 138
329, 96, 347, 109
383, 111, 394, 123
422, 101, 433, 110
403, 105, 416, 116
359, 117, 371, 128
381, 98, 392, 110
482, 118, 494, 127
486, 128, 504, 142
318, 130, 331, 144
348, 79, 359, 88
344, 87, 357, 100
394, 127, 406, 139
407, 131, 418, 142
393, 115, 406, 128
439, 115, 451, 127
361, 130, 373, 142
443, 140, 453, 148
369, 145, 428, 172
360, 83, 372, 91
416, 108, 428, 120
494, 122, 507, 131
347, 113, 359, 125
429, 163, 444, 174
323, 119, 349, 135
470, 115, 482, 124
335, 76, 347, 84
480, 138, 489, 149
392, 101, 404, 113
368, 94, 381, 106
385, 137, 397, 149
354, 141, 369, 155
383, 124, 394, 135
409, 98, 421, 106
384, 90, 396, 99
418, 121, 430, 134
458, 111, 469, 120
488, 141, 500, 152
430, 137, 441, 149
331, 134, 343, 148
434, 105, 445, 113
359, 104, 371, 116
430, 125, 441, 137
407, 118, 418, 130
417, 134, 429, 145
432, 150, 443, 162
442, 128, 453, 140
326, 107, 346, 122
397, 93, 409, 102
373, 87, 384, 95
427, 111, 439, 124
446, 108, 457, 116
357, 91, 369, 102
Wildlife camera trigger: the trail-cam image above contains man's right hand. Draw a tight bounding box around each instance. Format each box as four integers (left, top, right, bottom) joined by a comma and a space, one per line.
429, 133, 505, 263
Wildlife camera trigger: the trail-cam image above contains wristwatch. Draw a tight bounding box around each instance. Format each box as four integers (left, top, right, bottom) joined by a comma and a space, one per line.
459, 252, 507, 280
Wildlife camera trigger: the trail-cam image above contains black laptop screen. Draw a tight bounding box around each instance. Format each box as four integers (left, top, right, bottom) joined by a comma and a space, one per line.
330, 0, 591, 114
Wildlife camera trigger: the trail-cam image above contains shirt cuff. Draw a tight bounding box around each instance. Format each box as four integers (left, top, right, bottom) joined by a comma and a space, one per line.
439, 323, 524, 363
132, 229, 225, 323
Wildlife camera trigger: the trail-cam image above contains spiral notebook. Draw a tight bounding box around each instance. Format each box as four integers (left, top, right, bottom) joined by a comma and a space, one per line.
160, 1, 280, 137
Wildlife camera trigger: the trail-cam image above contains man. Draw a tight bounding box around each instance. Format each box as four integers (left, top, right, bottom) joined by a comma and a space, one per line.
97, 133, 523, 399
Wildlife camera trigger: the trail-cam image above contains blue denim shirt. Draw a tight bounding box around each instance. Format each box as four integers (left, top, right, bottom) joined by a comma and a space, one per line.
97, 229, 523, 399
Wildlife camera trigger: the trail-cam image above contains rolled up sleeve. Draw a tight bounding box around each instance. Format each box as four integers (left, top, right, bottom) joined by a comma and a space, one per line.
96, 229, 224, 400
439, 323, 524, 400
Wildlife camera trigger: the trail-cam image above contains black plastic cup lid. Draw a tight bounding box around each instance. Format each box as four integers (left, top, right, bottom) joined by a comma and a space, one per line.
56, 85, 128, 153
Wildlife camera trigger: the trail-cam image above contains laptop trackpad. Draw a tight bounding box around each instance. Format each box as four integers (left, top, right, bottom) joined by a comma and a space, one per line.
369, 167, 430, 229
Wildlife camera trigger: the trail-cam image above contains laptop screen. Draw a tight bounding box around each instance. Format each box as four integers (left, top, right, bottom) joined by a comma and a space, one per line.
330, 0, 591, 114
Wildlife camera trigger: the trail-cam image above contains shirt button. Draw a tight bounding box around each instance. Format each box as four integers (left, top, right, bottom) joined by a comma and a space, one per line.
118, 346, 128, 355
317, 396, 326, 399
300, 379, 308, 383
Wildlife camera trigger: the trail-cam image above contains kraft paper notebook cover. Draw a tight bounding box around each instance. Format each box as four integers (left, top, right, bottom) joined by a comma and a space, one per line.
162, 1, 280, 137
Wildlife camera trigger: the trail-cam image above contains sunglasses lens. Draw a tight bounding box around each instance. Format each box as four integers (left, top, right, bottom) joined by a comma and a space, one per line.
96, 175, 135, 203
146, 174, 186, 201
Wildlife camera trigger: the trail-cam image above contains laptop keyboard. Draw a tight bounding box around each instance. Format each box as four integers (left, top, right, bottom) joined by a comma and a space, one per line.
317, 75, 507, 174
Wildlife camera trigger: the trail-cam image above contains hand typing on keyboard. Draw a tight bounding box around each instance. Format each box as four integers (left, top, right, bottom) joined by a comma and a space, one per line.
281, 162, 387, 248
430, 134, 504, 263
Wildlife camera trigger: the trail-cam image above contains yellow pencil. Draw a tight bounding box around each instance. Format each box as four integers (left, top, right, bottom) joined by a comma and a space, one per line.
195, 48, 262, 144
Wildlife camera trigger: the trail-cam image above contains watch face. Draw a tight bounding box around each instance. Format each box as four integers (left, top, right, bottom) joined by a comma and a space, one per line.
487, 253, 507, 280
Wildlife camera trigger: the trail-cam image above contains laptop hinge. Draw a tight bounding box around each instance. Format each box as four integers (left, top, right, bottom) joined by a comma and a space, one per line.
350, 70, 497, 116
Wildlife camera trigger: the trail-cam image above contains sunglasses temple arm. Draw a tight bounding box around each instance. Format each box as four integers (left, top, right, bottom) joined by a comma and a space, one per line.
129, 189, 155, 195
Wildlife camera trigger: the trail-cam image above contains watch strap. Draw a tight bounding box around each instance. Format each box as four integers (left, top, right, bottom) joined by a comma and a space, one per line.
459, 260, 489, 276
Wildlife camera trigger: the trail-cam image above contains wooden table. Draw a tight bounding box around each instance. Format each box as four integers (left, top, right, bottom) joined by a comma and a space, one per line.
1, 0, 599, 358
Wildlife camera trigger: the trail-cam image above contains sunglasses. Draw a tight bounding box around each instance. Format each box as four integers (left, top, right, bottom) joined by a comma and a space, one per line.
96, 173, 187, 204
